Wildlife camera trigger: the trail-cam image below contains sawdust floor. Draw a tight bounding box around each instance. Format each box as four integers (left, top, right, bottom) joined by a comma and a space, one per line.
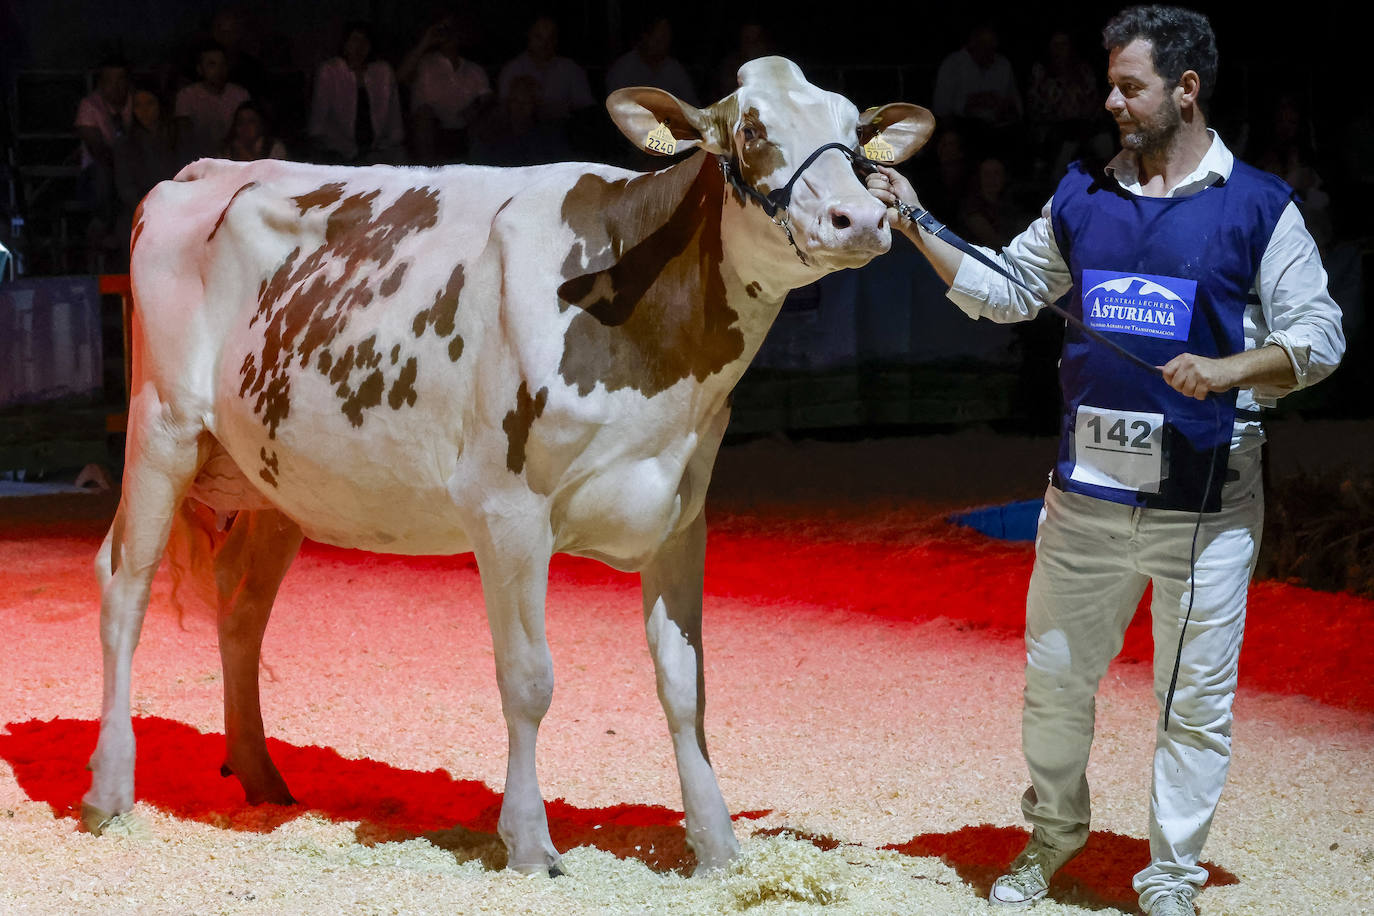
1, 421, 1371, 915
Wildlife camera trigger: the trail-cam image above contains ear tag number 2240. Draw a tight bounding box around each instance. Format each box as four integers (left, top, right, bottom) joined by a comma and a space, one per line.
862, 132, 895, 163
645, 121, 677, 155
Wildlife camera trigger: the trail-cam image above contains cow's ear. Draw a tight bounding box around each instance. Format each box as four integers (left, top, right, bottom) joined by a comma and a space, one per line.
857, 104, 936, 164
606, 87, 727, 157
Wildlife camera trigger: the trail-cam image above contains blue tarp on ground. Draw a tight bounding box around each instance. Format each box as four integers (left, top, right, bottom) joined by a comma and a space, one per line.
950, 499, 1044, 541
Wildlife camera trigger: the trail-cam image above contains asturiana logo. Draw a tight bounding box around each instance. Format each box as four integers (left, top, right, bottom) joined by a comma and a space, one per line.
1081, 272, 1196, 340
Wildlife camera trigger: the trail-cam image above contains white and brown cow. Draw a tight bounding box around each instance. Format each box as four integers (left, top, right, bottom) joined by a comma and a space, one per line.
82, 57, 933, 874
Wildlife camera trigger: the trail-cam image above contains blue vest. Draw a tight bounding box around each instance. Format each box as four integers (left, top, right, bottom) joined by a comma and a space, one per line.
1049, 159, 1292, 511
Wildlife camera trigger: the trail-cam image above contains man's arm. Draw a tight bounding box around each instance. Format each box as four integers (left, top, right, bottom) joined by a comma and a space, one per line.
1166, 201, 1346, 402
1160, 345, 1295, 400
866, 164, 1070, 322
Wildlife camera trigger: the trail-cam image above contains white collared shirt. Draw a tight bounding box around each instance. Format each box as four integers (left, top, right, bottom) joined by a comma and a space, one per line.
944, 130, 1346, 448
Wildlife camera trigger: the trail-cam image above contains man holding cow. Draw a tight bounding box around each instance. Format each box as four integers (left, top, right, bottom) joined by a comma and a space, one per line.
867, 5, 1343, 914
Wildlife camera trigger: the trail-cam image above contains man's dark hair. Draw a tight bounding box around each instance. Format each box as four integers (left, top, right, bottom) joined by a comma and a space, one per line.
1103, 5, 1218, 105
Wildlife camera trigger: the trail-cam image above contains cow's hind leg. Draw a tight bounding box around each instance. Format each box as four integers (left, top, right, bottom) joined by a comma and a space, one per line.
211, 506, 303, 805
471, 521, 563, 875
641, 511, 739, 872
82, 395, 208, 834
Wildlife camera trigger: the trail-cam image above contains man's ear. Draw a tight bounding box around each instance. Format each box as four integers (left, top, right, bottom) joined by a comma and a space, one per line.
606, 87, 728, 156
1176, 69, 1201, 110
857, 103, 936, 164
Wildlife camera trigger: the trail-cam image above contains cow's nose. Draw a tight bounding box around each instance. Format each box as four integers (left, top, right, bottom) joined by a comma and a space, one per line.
826, 197, 888, 242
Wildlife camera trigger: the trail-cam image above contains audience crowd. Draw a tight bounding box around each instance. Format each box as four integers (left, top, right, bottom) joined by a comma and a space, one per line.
44, 6, 1374, 363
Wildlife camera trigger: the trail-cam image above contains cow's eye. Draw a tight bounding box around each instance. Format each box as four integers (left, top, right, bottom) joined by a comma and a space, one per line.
741, 125, 760, 143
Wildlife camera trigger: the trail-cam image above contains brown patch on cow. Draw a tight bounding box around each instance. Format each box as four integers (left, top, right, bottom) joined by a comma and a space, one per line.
411, 262, 466, 362
339, 368, 385, 426
258, 447, 280, 487
291, 182, 347, 214
208, 181, 260, 243
745, 281, 761, 298
556, 153, 743, 397
388, 356, 419, 409
411, 263, 465, 339
502, 382, 548, 474
238, 184, 443, 451
737, 107, 786, 192
381, 261, 409, 297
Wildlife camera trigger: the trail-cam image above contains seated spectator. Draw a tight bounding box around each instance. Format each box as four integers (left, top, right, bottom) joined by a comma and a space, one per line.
113, 85, 194, 248
398, 13, 491, 164
74, 57, 132, 233
714, 21, 774, 97
606, 15, 698, 105
223, 100, 287, 161
468, 74, 571, 167
176, 42, 251, 157
932, 25, 1022, 159
911, 125, 972, 222
958, 155, 1031, 248
308, 21, 405, 164
496, 15, 594, 128
1026, 30, 1111, 182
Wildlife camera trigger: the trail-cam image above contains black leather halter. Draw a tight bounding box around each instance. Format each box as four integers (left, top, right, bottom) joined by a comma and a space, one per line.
720, 142, 878, 265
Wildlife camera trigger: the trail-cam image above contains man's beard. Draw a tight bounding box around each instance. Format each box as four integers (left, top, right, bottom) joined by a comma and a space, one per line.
1119, 98, 1182, 155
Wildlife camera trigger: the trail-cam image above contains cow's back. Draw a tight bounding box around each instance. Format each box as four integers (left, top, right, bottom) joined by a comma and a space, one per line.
131, 158, 619, 552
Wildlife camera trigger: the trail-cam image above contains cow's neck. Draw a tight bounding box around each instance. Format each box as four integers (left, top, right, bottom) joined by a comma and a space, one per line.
554, 152, 823, 403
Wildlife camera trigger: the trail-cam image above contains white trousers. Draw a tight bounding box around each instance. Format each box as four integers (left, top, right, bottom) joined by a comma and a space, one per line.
1020, 445, 1263, 912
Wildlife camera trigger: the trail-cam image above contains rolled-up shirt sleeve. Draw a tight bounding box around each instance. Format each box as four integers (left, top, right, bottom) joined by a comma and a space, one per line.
946, 197, 1074, 323
1251, 201, 1347, 404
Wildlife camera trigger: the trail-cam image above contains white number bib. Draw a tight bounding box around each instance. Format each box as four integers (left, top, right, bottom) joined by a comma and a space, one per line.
1069, 405, 1164, 494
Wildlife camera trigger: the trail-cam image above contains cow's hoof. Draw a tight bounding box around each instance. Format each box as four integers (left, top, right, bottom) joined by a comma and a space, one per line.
221, 759, 297, 806
509, 858, 567, 878
80, 802, 116, 836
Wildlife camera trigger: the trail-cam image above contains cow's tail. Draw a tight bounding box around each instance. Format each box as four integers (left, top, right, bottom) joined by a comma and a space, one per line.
164, 498, 231, 627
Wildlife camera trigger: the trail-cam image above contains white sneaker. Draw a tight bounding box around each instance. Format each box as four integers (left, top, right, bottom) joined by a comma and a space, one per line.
988, 834, 1084, 907
1147, 889, 1197, 915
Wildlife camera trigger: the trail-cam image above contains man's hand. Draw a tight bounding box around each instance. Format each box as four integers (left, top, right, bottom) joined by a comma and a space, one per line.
864, 164, 919, 219
1160, 345, 1298, 400
1160, 353, 1237, 400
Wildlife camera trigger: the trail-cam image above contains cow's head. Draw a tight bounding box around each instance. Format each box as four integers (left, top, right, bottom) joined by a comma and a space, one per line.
608, 56, 934, 271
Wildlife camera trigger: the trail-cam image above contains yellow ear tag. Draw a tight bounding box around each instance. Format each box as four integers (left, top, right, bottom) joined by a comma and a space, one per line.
862, 132, 896, 163
644, 121, 678, 155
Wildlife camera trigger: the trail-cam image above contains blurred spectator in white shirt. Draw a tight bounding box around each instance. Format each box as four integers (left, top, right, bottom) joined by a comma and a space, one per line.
308, 21, 405, 164
176, 43, 251, 157
496, 15, 594, 126
606, 15, 698, 105
74, 57, 132, 237
398, 12, 491, 164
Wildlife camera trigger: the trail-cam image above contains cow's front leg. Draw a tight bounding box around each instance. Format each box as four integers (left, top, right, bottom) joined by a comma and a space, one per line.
641, 510, 739, 872
473, 523, 563, 876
